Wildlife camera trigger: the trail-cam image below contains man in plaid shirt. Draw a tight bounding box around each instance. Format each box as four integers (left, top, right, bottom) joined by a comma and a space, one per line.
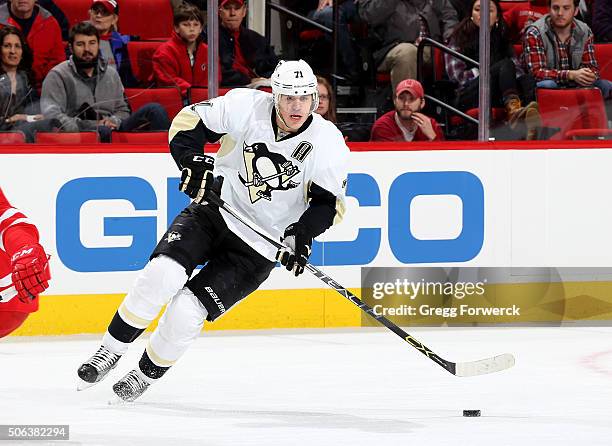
522, 0, 612, 99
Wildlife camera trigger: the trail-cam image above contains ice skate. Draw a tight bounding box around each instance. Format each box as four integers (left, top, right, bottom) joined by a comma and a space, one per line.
77, 345, 121, 391
110, 369, 151, 403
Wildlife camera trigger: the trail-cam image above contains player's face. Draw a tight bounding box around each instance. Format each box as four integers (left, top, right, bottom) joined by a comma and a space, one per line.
471, 0, 499, 28
175, 19, 203, 43
71, 34, 99, 62
315, 83, 329, 117
550, 0, 576, 29
1, 33, 23, 69
277, 94, 313, 132
394, 91, 423, 121
89, 5, 118, 35
219, 2, 247, 33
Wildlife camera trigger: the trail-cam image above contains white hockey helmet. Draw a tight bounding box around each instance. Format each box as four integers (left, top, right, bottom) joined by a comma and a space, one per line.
271, 59, 319, 116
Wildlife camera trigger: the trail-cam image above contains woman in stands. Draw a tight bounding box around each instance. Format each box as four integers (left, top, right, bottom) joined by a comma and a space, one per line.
314, 74, 369, 141
0, 26, 56, 142
315, 75, 337, 123
445, 0, 540, 139
88, 0, 138, 87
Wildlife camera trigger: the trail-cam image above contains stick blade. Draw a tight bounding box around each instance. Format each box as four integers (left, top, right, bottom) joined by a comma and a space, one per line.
454, 353, 515, 377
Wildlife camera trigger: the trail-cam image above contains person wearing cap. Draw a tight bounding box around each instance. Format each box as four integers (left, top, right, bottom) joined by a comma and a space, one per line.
153, 3, 212, 97
216, 0, 278, 86
88, 0, 138, 88
0, 0, 65, 88
370, 79, 444, 142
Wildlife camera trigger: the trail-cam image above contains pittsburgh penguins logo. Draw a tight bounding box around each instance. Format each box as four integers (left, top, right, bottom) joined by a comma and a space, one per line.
239, 141, 300, 203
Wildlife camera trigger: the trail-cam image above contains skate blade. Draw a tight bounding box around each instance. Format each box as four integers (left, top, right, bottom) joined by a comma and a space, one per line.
77, 378, 98, 391
107, 394, 134, 406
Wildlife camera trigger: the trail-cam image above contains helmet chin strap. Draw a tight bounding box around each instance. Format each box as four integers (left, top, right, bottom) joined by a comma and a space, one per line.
274, 104, 293, 132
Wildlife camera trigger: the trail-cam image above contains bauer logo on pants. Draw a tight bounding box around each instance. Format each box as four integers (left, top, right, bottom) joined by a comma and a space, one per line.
205, 286, 226, 314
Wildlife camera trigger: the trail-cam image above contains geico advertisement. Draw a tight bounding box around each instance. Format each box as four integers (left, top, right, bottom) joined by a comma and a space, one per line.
2, 148, 612, 295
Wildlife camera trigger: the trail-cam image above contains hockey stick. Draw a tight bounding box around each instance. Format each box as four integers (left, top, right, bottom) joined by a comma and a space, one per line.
205, 191, 515, 377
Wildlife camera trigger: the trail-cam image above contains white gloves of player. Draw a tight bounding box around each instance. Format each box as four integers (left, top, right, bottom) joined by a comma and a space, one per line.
179, 154, 215, 204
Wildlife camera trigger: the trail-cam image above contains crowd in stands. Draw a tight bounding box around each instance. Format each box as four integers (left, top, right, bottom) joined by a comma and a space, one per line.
445, 0, 540, 139
0, 0, 611, 144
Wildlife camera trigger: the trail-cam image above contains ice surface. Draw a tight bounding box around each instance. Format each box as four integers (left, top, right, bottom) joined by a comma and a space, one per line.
1, 326, 611, 445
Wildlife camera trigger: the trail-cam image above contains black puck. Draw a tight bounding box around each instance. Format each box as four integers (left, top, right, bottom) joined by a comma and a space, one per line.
463, 410, 481, 417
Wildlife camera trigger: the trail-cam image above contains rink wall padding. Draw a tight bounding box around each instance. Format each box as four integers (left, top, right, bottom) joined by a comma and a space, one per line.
11, 289, 362, 336
3, 141, 612, 335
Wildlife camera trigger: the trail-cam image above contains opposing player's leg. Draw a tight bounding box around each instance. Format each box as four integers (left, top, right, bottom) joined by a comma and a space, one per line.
111, 230, 275, 402
77, 203, 220, 390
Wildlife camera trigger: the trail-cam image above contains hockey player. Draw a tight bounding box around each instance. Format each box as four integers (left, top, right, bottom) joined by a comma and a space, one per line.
0, 187, 51, 338
77, 59, 350, 402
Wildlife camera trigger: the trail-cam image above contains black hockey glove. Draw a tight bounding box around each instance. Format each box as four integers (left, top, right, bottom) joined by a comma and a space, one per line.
179, 154, 215, 204
276, 222, 312, 277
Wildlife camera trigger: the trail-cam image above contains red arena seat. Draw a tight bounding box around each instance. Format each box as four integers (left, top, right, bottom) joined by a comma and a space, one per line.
299, 29, 325, 42
594, 44, 612, 81
127, 41, 163, 86
124, 87, 184, 120
118, 0, 173, 40
189, 87, 233, 103
111, 131, 168, 144
500, 1, 529, 13
536, 87, 612, 139
53, 0, 90, 29
35, 131, 99, 144
0, 131, 26, 144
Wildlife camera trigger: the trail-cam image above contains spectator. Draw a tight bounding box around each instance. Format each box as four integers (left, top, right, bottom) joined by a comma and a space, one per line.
447, 0, 540, 139
216, 0, 278, 87
315, 75, 336, 122
592, 0, 612, 42
170, 0, 206, 14
307, 0, 360, 81
153, 3, 209, 97
41, 22, 169, 142
0, 0, 65, 88
504, 0, 548, 43
0, 0, 69, 40
357, 0, 458, 92
523, 0, 612, 99
88, 0, 138, 88
0, 26, 56, 141
370, 79, 444, 141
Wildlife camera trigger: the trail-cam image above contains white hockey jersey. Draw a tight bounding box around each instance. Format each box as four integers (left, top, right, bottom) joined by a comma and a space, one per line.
190, 88, 350, 261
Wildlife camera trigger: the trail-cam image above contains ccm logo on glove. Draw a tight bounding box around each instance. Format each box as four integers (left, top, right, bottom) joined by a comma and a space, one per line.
179, 154, 215, 204
11, 243, 51, 302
